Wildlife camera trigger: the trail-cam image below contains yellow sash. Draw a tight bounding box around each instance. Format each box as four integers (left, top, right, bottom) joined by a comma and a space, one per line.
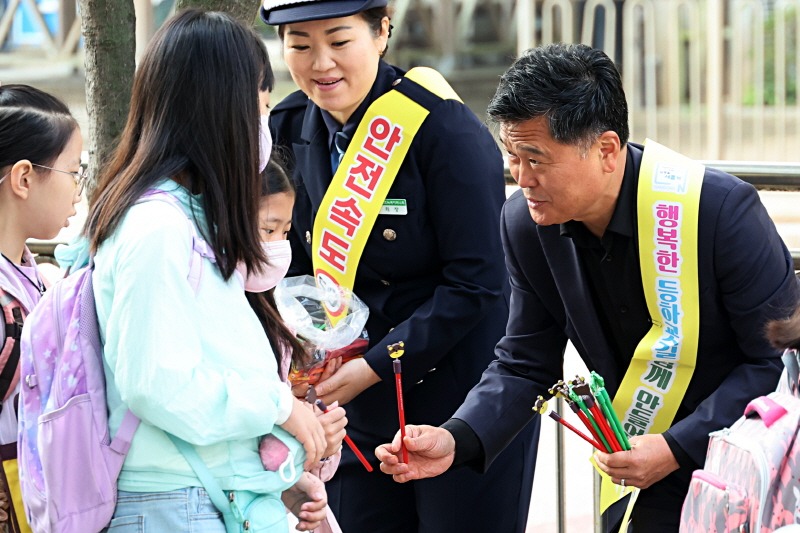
3, 457, 31, 533
598, 139, 704, 519
312, 68, 461, 325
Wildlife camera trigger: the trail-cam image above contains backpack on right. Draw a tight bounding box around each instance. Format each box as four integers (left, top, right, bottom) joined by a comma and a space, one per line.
679, 349, 800, 533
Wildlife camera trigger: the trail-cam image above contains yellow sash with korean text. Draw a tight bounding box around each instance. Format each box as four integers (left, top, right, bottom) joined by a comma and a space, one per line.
598, 139, 704, 519
312, 67, 461, 325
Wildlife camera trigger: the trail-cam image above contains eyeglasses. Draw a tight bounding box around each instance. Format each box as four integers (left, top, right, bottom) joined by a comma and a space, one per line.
32, 163, 86, 196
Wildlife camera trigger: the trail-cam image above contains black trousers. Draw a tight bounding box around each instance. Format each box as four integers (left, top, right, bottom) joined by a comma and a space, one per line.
328, 419, 540, 533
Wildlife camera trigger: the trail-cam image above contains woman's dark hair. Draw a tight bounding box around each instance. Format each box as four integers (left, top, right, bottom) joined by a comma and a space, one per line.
86, 9, 274, 280
0, 85, 78, 172
246, 156, 308, 376
361, 7, 391, 56
277, 7, 392, 55
488, 43, 630, 151
766, 306, 800, 350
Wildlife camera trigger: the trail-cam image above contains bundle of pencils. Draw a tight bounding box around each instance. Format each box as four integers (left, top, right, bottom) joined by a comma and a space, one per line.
533, 371, 631, 453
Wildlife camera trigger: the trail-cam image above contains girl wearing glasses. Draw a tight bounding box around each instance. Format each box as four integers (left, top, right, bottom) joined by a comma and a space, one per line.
0, 83, 83, 533
0, 88, 84, 247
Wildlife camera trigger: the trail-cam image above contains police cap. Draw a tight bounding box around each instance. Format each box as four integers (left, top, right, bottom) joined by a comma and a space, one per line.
260, 0, 388, 26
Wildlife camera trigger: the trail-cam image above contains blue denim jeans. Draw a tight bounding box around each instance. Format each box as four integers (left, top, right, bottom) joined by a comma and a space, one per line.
106, 488, 288, 532
106, 488, 226, 532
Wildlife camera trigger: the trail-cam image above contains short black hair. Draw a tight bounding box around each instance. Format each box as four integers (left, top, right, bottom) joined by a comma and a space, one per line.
488, 43, 629, 149
0, 85, 78, 171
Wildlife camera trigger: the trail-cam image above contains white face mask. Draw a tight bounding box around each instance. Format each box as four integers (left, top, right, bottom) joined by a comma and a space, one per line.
259, 114, 273, 173
236, 239, 291, 292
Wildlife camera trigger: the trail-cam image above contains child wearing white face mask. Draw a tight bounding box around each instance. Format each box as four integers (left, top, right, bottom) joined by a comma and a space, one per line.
246, 157, 346, 533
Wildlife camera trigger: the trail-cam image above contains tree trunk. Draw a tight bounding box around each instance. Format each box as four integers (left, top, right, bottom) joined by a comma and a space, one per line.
174, 0, 258, 25
79, 0, 136, 198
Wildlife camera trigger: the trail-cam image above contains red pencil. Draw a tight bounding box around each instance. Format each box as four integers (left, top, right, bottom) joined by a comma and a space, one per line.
588, 403, 622, 452
305, 385, 373, 472
393, 359, 409, 463
548, 411, 605, 450
314, 399, 373, 472
575, 409, 606, 450
388, 342, 409, 463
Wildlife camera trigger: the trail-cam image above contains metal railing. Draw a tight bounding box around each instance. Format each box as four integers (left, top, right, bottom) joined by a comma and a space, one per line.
516, 0, 800, 162
0, 0, 80, 59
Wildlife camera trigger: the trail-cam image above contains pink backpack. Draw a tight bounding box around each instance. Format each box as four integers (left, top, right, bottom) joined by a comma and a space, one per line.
17, 190, 211, 533
679, 349, 800, 533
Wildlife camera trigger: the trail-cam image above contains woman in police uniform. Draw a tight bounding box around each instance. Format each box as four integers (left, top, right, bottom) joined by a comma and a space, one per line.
263, 1, 538, 531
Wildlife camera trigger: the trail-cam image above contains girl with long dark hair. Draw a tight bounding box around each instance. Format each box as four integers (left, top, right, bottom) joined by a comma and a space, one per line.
85, 10, 327, 532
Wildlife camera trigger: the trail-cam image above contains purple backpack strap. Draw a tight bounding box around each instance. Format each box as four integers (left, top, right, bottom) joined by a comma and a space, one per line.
137, 189, 215, 292
77, 262, 143, 457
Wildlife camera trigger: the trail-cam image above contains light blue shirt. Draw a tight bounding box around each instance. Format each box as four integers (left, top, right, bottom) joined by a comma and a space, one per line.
93, 180, 295, 493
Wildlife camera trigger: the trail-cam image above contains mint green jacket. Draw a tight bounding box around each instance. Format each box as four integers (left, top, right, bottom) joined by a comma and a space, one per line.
93, 181, 296, 493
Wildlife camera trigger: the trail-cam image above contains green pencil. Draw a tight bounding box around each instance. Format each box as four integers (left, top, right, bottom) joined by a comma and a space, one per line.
589, 371, 631, 451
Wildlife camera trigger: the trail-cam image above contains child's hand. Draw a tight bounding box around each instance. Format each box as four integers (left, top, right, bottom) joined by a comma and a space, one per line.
281, 471, 327, 531
280, 398, 326, 469
316, 400, 347, 457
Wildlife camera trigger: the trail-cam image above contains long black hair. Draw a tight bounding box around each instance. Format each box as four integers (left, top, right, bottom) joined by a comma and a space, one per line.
86, 9, 274, 280
0, 84, 71, 114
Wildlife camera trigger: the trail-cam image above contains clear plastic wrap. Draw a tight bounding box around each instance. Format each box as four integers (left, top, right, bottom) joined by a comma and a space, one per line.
274, 275, 369, 385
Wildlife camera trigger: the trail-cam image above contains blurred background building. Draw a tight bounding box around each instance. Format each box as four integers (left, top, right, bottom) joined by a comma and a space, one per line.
3, 0, 800, 161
